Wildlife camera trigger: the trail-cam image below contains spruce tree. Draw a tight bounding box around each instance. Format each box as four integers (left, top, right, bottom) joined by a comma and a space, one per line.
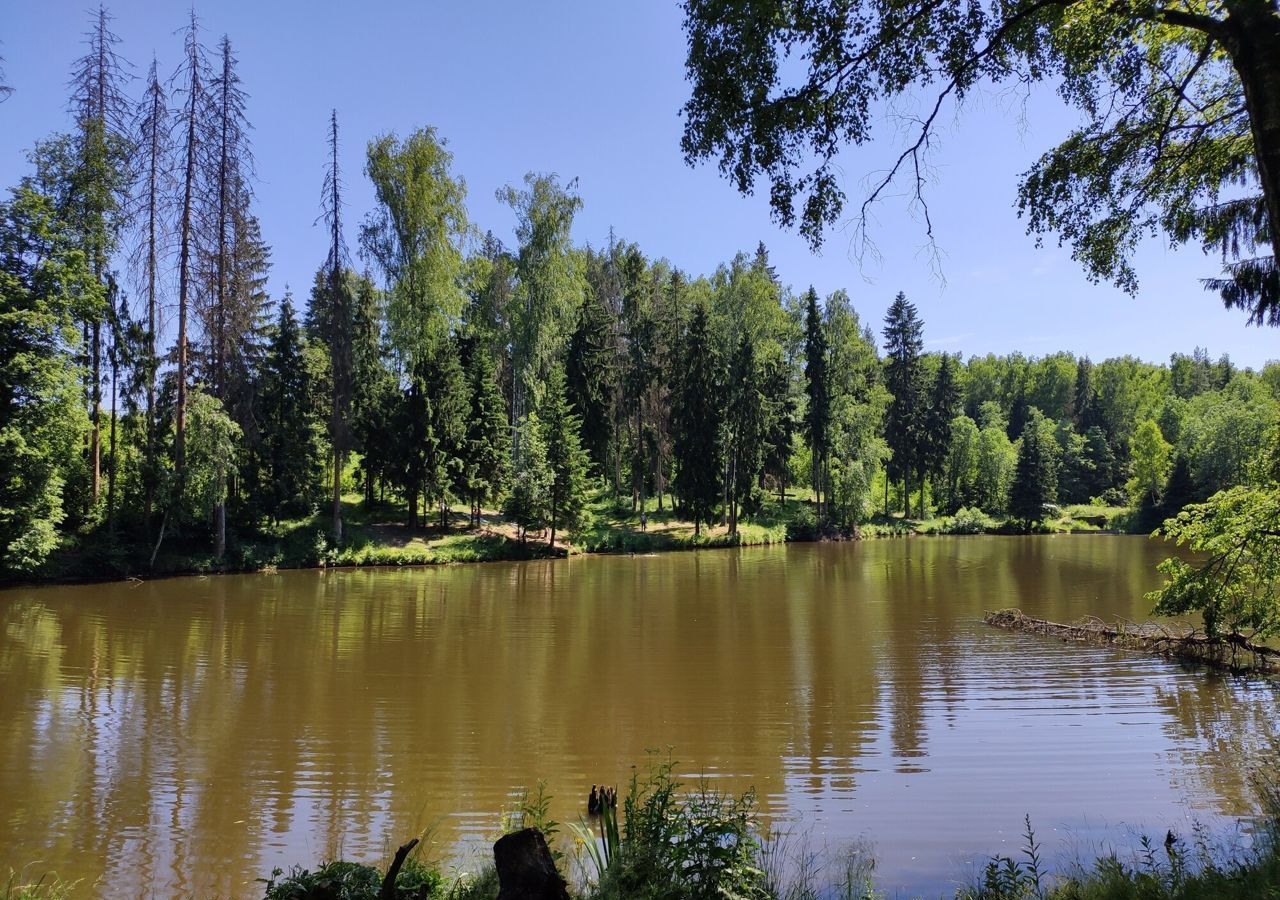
724, 332, 765, 535
541, 366, 591, 548
565, 283, 616, 476
802, 286, 830, 519
672, 303, 721, 535
882, 292, 925, 516
128, 57, 173, 523
1010, 413, 1058, 529
1073, 357, 1096, 430
462, 344, 510, 527
504, 411, 552, 544
68, 5, 133, 509
923, 353, 961, 511
320, 110, 352, 543
170, 10, 216, 492
260, 295, 316, 521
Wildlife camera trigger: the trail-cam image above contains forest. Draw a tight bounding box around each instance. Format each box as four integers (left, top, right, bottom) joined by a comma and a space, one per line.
2, 8, 1279, 583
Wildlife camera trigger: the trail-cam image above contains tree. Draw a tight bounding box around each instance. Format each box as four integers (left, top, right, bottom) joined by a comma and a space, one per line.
681, 0, 1280, 324
923, 354, 962, 508
1127, 419, 1174, 510
802, 286, 829, 518
320, 110, 351, 543
673, 303, 721, 535
504, 411, 552, 544
1010, 413, 1058, 529
0, 186, 95, 575
540, 366, 590, 548
182, 390, 241, 529
976, 421, 1018, 512
128, 57, 173, 523
68, 5, 133, 508
565, 281, 616, 476
461, 342, 509, 527
882, 292, 925, 516
498, 173, 583, 431
260, 295, 318, 522
724, 332, 765, 535
361, 128, 468, 370
1150, 428, 1280, 638
0, 54, 11, 101
943, 415, 981, 512
170, 10, 216, 488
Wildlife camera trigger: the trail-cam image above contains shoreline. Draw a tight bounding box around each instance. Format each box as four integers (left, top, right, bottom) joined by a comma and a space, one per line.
2, 518, 1141, 591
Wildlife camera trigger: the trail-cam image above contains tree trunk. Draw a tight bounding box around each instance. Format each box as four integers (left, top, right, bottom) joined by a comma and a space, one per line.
332, 450, 343, 544
91, 320, 101, 503
1224, 4, 1280, 272
107, 344, 118, 533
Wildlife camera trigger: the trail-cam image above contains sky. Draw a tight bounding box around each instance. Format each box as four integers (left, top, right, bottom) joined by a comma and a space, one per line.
2, 0, 1277, 368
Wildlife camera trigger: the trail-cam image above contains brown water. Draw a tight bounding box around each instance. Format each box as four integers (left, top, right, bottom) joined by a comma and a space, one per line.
2, 536, 1278, 898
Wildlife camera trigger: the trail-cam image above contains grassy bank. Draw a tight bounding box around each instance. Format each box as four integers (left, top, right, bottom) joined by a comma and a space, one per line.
19, 491, 1138, 587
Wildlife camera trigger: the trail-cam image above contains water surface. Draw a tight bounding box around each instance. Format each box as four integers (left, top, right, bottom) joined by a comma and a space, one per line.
2, 536, 1277, 897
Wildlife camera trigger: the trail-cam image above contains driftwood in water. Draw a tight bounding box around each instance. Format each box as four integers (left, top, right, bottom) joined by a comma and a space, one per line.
984, 608, 1280, 675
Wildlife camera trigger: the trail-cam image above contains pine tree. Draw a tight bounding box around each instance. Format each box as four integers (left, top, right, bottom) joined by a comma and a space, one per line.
672, 303, 721, 536
802, 286, 830, 519
882, 292, 925, 516
541, 366, 591, 548
1010, 413, 1058, 529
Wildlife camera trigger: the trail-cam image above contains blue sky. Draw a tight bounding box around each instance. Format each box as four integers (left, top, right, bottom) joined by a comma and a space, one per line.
2, 0, 1276, 368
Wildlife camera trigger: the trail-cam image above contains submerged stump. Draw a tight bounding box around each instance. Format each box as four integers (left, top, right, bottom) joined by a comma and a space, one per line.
984, 608, 1280, 676
493, 827, 570, 900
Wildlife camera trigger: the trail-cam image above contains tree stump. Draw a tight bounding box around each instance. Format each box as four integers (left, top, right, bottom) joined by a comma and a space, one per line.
493, 828, 570, 900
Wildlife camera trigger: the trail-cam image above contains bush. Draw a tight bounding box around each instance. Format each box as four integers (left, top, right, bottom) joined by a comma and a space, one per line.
940, 507, 993, 535
260, 856, 442, 900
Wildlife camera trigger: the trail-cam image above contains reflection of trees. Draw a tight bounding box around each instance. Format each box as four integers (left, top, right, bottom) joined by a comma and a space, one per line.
1153, 674, 1280, 816
0, 536, 1272, 897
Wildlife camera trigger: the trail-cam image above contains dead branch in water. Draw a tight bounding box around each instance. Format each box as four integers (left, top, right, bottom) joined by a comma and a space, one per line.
984, 608, 1280, 676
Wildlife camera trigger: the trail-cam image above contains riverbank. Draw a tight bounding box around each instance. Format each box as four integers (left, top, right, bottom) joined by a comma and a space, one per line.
12, 491, 1134, 587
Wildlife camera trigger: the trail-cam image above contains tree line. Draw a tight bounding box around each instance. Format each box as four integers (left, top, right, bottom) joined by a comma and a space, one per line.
2, 7, 1278, 578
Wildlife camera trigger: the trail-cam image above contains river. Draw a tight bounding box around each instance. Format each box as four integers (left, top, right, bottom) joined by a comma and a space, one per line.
1, 535, 1277, 897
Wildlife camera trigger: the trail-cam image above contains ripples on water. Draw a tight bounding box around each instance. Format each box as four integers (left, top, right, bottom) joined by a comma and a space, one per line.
1, 536, 1277, 897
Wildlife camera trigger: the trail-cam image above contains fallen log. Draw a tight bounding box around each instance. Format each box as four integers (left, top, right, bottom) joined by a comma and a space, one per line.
984, 608, 1280, 676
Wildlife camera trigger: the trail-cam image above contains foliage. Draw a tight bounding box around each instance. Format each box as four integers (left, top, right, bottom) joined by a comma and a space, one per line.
0, 186, 94, 575
361, 128, 468, 368
259, 856, 442, 900
680, 0, 1280, 324
1127, 419, 1173, 509
1149, 428, 1280, 638
594, 755, 772, 900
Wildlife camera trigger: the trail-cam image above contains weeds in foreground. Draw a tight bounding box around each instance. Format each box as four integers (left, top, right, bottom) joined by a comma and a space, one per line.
1, 870, 76, 900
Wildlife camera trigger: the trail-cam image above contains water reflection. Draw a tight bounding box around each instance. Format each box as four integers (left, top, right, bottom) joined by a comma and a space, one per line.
1, 536, 1276, 897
